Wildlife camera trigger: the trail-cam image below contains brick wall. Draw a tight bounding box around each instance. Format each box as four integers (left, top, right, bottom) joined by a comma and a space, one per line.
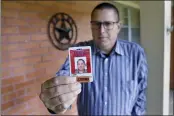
1, 1, 103, 115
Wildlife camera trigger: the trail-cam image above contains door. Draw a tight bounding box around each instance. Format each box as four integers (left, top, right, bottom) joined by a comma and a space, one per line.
170, 6, 174, 89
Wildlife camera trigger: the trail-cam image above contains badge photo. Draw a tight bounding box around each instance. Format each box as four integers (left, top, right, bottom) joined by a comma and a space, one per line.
68, 46, 93, 82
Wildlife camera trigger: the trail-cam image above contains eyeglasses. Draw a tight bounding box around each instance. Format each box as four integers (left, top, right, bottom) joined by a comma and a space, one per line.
90, 21, 118, 30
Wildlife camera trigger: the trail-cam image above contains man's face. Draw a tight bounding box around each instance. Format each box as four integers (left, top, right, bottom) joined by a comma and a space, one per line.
91, 9, 121, 50
77, 60, 85, 72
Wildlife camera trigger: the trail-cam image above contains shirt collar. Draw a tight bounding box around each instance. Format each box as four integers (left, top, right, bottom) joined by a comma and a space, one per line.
93, 39, 124, 56
115, 39, 124, 56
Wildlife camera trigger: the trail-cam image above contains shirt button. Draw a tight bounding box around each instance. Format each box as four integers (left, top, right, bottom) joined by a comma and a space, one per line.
104, 86, 107, 91
104, 102, 107, 105
104, 58, 108, 62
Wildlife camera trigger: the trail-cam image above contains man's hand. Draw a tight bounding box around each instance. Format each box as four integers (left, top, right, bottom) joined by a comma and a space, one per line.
39, 77, 81, 114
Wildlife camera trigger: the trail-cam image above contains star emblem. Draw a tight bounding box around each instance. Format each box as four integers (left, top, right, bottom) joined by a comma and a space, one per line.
48, 13, 78, 50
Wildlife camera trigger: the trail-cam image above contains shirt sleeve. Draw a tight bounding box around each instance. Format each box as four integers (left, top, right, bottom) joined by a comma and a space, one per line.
131, 48, 148, 115
56, 56, 70, 77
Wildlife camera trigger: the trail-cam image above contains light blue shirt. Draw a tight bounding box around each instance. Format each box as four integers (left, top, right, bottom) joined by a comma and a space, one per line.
56, 39, 148, 115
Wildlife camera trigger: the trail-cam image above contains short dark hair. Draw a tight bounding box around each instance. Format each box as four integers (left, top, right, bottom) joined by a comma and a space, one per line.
91, 2, 120, 22
77, 59, 85, 64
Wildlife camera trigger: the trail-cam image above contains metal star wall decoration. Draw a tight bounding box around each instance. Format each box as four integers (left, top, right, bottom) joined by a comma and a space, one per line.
48, 13, 78, 50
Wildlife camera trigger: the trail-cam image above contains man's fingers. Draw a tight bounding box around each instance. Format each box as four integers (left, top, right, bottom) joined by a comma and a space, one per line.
54, 97, 77, 113
43, 89, 79, 112
58, 89, 81, 103
42, 77, 77, 90
41, 83, 81, 101
61, 97, 76, 109
45, 96, 61, 109
47, 96, 77, 110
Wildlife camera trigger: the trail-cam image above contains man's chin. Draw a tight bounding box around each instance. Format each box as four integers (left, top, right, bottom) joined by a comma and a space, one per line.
100, 42, 108, 47
94, 40, 108, 48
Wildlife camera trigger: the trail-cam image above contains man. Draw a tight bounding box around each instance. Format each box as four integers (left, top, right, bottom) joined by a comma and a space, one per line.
75, 59, 87, 74
40, 2, 148, 115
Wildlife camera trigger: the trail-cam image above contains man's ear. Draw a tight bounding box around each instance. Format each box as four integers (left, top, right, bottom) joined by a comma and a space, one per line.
116, 21, 122, 34
117, 21, 123, 29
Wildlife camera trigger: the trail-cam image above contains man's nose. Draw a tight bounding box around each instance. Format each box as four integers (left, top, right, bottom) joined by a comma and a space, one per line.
99, 24, 105, 33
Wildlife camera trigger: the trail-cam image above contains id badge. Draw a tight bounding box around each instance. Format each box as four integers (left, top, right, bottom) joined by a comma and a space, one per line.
68, 46, 93, 82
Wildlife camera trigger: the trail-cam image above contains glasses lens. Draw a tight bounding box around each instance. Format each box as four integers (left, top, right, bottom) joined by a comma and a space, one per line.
91, 21, 115, 30
103, 22, 114, 30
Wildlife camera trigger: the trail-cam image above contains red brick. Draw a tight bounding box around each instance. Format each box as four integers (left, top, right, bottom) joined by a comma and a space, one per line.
2, 10, 18, 18
15, 79, 35, 90
16, 89, 25, 97
3, 18, 29, 26
40, 41, 52, 47
15, 95, 36, 104
2, 42, 39, 51
26, 68, 46, 80
19, 42, 39, 50
49, 47, 68, 57
7, 51, 30, 59
35, 96, 45, 105
34, 61, 53, 69
27, 97, 46, 113
29, 19, 47, 27
2, 1, 27, 10
2, 75, 25, 86
19, 107, 33, 115
3, 92, 16, 102
2, 85, 14, 94
37, 11, 53, 20
34, 73, 51, 80
40, 27, 46, 33
31, 34, 48, 41
6, 35, 30, 43
33, 81, 43, 95
2, 101, 15, 111
18, 12, 39, 19
21, 56, 41, 65
13, 65, 33, 75
36, 75, 50, 84
30, 48, 49, 56
2, 27, 18, 35
26, 86, 37, 96
48, 47, 60, 54
2, 59, 22, 68
18, 1, 37, 4
5, 103, 27, 115
18, 26, 40, 34
19, 2, 44, 12
1, 16, 5, 25
42, 54, 53, 61
5, 50, 45, 60
46, 67, 58, 76
2, 70, 11, 77
1, 35, 7, 43
1, 51, 11, 61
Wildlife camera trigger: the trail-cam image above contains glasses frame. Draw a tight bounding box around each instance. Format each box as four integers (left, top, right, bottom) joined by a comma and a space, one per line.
90, 21, 119, 30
